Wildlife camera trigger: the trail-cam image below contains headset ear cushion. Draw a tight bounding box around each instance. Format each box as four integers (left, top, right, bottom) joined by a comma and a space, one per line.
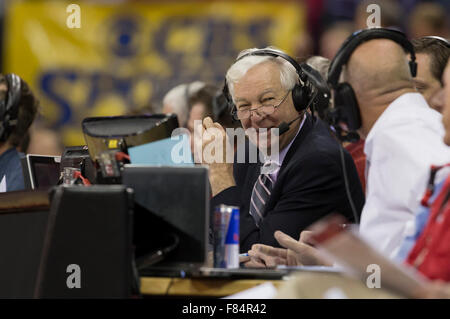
0, 74, 22, 142
335, 82, 362, 131
222, 82, 236, 118
291, 84, 309, 112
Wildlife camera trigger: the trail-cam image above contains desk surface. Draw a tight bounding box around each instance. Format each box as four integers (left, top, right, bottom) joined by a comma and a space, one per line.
0, 190, 49, 213
140, 277, 284, 297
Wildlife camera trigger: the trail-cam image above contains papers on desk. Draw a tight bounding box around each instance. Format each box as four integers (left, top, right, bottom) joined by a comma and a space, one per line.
223, 282, 277, 299
128, 133, 194, 166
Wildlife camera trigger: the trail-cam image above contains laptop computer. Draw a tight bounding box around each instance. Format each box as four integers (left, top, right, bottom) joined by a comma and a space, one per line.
122, 165, 209, 275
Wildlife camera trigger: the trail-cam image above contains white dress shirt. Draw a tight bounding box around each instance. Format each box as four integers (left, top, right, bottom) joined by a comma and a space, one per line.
360, 93, 450, 260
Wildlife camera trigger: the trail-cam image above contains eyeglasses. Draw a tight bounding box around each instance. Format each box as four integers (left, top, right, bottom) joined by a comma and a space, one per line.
232, 90, 291, 120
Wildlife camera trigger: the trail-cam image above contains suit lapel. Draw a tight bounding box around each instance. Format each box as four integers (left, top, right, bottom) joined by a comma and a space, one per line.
242, 162, 262, 204
264, 114, 314, 211
279, 113, 313, 173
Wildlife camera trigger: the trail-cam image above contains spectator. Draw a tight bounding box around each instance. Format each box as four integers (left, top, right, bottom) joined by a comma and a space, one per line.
402, 58, 450, 282
305, 56, 330, 80
408, 2, 449, 39
319, 22, 354, 60
0, 74, 39, 192
412, 36, 450, 113
162, 81, 205, 127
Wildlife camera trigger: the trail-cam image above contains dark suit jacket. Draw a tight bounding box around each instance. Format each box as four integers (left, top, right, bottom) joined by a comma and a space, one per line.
211, 114, 365, 252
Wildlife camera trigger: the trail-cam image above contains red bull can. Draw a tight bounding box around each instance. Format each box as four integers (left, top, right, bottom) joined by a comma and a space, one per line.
213, 205, 240, 268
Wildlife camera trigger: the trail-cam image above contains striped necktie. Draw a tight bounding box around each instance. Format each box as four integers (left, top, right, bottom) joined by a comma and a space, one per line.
249, 162, 276, 227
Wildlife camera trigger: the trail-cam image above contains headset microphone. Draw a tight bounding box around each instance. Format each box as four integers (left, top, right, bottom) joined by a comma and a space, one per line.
276, 89, 318, 136
277, 113, 303, 136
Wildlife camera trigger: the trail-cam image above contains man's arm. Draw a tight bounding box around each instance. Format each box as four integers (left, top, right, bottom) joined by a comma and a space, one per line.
198, 117, 236, 196
209, 164, 235, 197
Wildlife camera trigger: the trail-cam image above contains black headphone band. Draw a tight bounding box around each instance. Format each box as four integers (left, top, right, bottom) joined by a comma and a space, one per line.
0, 73, 22, 142
328, 28, 417, 87
235, 49, 306, 80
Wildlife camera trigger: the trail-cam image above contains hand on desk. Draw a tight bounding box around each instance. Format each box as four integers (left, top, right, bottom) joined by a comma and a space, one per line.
243, 230, 334, 268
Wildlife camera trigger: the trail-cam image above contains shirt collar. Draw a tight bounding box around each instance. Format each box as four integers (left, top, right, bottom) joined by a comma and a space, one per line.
365, 93, 427, 145
364, 92, 432, 157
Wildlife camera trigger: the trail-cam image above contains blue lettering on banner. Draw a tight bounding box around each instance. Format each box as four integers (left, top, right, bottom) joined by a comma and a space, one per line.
38, 15, 273, 128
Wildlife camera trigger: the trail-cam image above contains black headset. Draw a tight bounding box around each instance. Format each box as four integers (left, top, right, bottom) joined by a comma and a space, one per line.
0, 73, 22, 142
212, 90, 228, 122
223, 49, 330, 127
326, 28, 417, 140
327, 28, 417, 141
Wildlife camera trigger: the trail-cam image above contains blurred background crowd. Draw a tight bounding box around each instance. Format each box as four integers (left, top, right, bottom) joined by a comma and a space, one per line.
0, 0, 448, 155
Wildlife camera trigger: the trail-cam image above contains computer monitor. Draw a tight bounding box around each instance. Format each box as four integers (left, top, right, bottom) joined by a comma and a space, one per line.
21, 155, 61, 190
82, 114, 179, 164
82, 114, 179, 184
122, 165, 210, 274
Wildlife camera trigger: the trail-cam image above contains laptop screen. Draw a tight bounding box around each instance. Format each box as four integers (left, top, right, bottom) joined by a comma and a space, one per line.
24, 155, 61, 190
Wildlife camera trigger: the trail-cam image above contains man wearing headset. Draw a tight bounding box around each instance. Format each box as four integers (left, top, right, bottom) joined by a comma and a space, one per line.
0, 74, 38, 192
199, 47, 364, 254
246, 29, 450, 267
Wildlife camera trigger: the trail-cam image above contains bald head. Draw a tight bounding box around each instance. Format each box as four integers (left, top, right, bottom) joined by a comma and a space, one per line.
344, 39, 414, 98
341, 39, 415, 136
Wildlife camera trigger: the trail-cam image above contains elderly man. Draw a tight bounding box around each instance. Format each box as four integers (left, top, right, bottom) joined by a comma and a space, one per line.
200, 47, 364, 253
247, 29, 450, 267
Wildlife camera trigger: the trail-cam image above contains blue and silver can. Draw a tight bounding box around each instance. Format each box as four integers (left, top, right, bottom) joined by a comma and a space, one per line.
213, 204, 240, 268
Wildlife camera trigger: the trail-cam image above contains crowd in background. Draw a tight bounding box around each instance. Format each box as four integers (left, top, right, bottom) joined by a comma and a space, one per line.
0, 0, 448, 157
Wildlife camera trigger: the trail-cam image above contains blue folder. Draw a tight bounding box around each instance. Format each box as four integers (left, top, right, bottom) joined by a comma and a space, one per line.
128, 133, 194, 166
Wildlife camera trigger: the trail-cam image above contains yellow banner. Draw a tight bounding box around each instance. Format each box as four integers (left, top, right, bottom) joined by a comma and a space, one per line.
4, 0, 305, 145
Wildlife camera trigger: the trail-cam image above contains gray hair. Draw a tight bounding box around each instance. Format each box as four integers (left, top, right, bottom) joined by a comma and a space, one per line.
225, 47, 299, 102
162, 81, 205, 126
306, 56, 330, 81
